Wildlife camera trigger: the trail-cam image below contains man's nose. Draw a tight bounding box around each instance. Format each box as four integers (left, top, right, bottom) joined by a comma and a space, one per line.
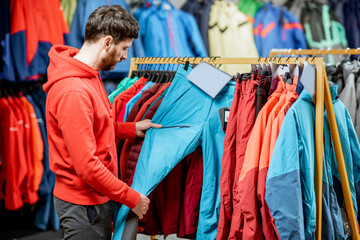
121, 52, 127, 61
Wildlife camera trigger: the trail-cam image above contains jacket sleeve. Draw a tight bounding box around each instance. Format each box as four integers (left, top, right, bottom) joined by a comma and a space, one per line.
115, 122, 136, 140
345, 109, 360, 215
183, 12, 208, 57
265, 110, 306, 239
144, 15, 163, 57
287, 11, 308, 50
56, 91, 140, 209
253, 9, 263, 57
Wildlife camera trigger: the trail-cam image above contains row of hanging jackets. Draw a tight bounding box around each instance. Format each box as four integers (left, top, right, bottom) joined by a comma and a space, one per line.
277, 0, 359, 50
181, 0, 307, 72
108, 63, 236, 239
0, 0, 209, 81
107, 60, 360, 239
1, 0, 356, 82
217, 62, 360, 239
182, 0, 353, 63
327, 59, 360, 143
0, 0, 146, 81
0, 87, 59, 231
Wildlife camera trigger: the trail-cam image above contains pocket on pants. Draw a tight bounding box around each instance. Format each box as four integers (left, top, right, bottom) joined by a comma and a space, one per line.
86, 205, 98, 225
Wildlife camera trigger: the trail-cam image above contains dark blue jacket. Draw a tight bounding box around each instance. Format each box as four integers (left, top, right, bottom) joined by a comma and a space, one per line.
0, 0, 16, 81
182, 0, 214, 53
344, 1, 360, 49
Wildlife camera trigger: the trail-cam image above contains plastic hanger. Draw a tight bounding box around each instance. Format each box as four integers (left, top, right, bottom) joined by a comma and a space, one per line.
147, 62, 160, 82
283, 72, 292, 84
154, 63, 168, 83
160, 72, 170, 83
0, 87, 8, 98
184, 60, 190, 71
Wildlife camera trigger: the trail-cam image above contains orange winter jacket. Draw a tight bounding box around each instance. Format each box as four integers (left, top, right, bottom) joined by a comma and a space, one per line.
43, 44, 139, 208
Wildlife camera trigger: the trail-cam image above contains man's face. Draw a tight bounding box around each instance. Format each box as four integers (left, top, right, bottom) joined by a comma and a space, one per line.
101, 38, 133, 71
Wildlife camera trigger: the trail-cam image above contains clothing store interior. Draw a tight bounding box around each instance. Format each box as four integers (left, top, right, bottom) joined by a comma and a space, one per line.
2, 0, 360, 239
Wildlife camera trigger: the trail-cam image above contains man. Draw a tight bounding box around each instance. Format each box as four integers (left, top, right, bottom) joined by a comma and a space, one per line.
43, 5, 161, 239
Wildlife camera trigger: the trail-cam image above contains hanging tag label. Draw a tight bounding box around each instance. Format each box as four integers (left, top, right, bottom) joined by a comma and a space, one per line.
299, 61, 316, 102
219, 107, 230, 133
271, 63, 290, 80
187, 62, 232, 98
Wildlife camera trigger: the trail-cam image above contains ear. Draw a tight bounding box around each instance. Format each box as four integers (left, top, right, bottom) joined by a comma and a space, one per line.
103, 36, 113, 52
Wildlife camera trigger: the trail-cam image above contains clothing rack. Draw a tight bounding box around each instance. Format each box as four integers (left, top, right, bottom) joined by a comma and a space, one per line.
128, 56, 359, 240
268, 50, 360, 240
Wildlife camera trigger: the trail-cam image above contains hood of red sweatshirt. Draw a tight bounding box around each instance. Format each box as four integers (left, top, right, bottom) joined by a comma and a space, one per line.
43, 44, 99, 93
44, 44, 111, 115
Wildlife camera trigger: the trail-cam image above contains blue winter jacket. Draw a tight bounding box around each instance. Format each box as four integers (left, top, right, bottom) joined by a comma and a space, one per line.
254, 3, 307, 57
136, 1, 207, 57
66, 0, 145, 78
265, 85, 360, 239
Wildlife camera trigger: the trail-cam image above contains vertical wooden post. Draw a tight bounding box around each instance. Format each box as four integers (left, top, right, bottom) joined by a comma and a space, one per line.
323, 68, 360, 240
128, 58, 138, 78
314, 58, 325, 240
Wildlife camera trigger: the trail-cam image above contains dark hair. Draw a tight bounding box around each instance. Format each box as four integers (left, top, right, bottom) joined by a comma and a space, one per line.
85, 5, 139, 44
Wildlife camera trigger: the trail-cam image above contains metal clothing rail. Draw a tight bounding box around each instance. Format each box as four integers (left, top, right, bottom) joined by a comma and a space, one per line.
127, 56, 357, 240
267, 50, 360, 240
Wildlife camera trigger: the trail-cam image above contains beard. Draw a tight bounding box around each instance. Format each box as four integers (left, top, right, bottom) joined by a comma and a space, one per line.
100, 48, 118, 71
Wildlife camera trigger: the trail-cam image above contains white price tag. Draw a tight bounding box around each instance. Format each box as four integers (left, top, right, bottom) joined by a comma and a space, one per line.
187, 62, 232, 98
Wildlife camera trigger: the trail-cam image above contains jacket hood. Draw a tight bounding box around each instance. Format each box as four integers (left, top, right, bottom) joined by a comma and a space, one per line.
43, 45, 99, 93
301, 83, 339, 104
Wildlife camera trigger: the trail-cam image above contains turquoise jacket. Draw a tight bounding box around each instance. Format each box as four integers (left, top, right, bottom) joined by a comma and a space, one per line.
108, 77, 139, 104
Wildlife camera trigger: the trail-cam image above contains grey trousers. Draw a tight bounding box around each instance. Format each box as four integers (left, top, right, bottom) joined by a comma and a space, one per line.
54, 196, 114, 240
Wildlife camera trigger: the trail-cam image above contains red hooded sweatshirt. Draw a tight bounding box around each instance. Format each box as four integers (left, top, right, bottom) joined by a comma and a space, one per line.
43, 45, 140, 208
